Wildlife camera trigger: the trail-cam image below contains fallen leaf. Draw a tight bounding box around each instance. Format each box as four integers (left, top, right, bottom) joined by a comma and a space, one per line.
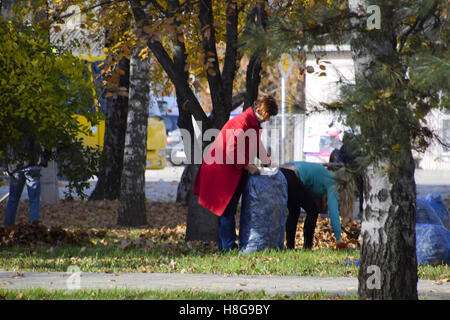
0, 281, 13, 285
433, 278, 450, 285
169, 259, 177, 270
9, 272, 23, 279
119, 239, 133, 250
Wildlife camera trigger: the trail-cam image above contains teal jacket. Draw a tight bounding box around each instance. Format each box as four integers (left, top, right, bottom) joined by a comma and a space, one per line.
289, 161, 342, 240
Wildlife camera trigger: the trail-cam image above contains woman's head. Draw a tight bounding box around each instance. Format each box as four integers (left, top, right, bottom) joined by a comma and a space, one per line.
253, 95, 279, 123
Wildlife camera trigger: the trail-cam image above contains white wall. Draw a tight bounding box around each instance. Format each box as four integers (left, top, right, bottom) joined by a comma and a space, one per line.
303, 49, 354, 163
416, 109, 450, 170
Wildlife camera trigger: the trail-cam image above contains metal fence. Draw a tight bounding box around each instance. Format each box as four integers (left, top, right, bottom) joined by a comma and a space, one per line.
260, 114, 305, 165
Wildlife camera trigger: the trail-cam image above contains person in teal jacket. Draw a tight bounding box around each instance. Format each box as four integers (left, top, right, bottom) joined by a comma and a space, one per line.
279, 161, 347, 249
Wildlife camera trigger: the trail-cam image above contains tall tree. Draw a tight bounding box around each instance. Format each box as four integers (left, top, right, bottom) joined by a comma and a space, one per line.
49, 1, 161, 205
260, 0, 448, 299
89, 4, 133, 201
349, 1, 418, 299
117, 41, 150, 226
88, 56, 130, 200
346, 0, 447, 300
1, 0, 101, 198
129, 0, 269, 241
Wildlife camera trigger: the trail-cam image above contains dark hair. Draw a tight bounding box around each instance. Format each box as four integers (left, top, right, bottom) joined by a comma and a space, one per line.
253, 94, 279, 117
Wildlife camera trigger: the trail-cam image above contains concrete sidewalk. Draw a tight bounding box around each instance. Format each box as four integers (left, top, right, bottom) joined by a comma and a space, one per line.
0, 271, 448, 299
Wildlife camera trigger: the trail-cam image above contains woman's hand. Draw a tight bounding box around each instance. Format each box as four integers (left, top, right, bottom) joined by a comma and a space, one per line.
261, 161, 272, 168
245, 164, 260, 175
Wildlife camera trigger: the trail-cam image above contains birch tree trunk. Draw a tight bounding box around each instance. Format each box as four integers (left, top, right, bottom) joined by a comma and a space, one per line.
349, 0, 418, 299
117, 47, 149, 227
358, 156, 417, 299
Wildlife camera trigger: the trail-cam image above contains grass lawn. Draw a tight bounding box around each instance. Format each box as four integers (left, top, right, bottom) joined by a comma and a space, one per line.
0, 243, 447, 280
0, 287, 357, 300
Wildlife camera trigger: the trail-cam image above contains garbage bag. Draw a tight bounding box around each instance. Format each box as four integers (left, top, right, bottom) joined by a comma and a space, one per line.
425, 192, 450, 229
416, 223, 450, 266
239, 170, 288, 254
416, 198, 443, 226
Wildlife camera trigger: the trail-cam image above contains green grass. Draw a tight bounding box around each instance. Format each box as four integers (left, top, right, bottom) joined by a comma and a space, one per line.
0, 244, 359, 276
0, 244, 447, 280
0, 287, 357, 300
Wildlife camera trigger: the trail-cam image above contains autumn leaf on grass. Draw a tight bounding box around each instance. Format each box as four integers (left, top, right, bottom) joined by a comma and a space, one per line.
169, 259, 177, 271
119, 239, 133, 250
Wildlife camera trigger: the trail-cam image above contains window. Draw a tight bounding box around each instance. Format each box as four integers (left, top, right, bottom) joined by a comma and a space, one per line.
162, 115, 178, 134
157, 100, 168, 114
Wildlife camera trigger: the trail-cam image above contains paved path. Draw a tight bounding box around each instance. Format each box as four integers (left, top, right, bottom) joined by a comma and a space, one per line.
0, 271, 448, 299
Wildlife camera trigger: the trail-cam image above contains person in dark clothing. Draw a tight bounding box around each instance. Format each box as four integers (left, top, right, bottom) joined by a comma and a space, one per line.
279, 162, 348, 250
329, 132, 364, 217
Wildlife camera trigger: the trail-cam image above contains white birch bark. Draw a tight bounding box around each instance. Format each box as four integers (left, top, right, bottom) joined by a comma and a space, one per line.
117, 46, 149, 226
349, 0, 418, 300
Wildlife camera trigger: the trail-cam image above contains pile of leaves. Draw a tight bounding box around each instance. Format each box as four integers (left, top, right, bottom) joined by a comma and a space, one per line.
0, 199, 364, 250
0, 199, 188, 229
0, 222, 91, 247
294, 216, 361, 250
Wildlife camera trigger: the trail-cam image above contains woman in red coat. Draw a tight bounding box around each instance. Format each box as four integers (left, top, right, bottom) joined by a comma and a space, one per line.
194, 95, 279, 250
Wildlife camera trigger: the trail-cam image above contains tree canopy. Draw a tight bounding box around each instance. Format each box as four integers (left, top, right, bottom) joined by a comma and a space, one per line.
0, 2, 102, 197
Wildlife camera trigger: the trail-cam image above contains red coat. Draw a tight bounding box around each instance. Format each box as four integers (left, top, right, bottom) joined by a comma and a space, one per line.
193, 107, 270, 216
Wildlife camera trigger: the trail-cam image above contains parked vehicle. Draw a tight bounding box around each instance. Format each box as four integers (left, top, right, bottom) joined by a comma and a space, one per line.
151, 97, 187, 165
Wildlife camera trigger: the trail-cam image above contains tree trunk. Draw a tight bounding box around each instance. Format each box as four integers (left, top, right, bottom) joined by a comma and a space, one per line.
358, 153, 418, 299
89, 57, 130, 201
243, 54, 263, 110
198, 0, 228, 129
349, 0, 418, 299
243, 2, 267, 110
117, 46, 149, 227
185, 164, 219, 242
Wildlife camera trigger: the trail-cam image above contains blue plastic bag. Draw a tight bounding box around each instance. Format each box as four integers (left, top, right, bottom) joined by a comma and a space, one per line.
416, 198, 443, 226
425, 192, 450, 229
239, 171, 288, 254
416, 223, 450, 266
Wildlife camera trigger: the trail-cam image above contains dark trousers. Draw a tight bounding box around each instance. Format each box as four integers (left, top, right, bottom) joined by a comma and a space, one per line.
279, 165, 320, 249
218, 173, 247, 251
218, 189, 240, 251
